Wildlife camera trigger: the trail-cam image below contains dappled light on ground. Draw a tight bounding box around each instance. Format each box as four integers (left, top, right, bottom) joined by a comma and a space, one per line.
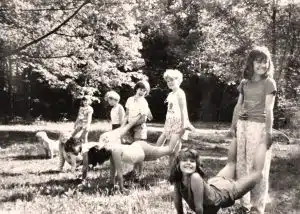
0, 134, 299, 213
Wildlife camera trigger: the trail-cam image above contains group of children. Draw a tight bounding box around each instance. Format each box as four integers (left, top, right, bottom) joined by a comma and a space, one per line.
68, 46, 276, 214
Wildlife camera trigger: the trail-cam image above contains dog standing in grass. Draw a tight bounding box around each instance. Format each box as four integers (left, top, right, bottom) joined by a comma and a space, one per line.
36, 131, 59, 159
36, 131, 82, 171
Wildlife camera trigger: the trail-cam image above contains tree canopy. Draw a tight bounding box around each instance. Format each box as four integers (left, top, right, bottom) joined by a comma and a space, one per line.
0, 0, 299, 126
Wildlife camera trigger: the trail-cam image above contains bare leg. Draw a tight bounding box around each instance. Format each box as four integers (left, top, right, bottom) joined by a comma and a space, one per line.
81, 129, 89, 143
216, 137, 237, 179
111, 149, 124, 191
156, 132, 167, 146
112, 117, 143, 138
169, 140, 182, 168
138, 141, 171, 161
58, 141, 65, 171
234, 172, 262, 199
71, 126, 82, 138
168, 134, 181, 153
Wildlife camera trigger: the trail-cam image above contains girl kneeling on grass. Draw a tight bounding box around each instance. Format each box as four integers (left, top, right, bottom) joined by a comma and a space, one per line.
169, 136, 269, 214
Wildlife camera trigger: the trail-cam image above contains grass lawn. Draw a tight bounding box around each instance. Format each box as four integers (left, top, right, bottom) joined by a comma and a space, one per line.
0, 122, 299, 214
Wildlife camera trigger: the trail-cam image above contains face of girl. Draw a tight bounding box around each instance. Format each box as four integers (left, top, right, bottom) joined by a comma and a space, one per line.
136, 88, 147, 97
165, 76, 180, 90
179, 157, 197, 175
108, 97, 117, 106
83, 100, 89, 106
253, 58, 268, 76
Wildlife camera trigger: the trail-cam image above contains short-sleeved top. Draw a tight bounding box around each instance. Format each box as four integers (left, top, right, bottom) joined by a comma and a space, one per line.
110, 103, 125, 125
238, 78, 277, 123
77, 106, 93, 124
125, 96, 150, 123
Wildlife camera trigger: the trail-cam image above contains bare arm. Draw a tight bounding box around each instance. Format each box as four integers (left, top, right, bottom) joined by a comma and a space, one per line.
118, 106, 126, 125
191, 173, 204, 214
174, 184, 184, 214
86, 108, 93, 127
265, 94, 276, 148
177, 90, 189, 129
121, 109, 129, 126
230, 94, 243, 136
111, 149, 124, 191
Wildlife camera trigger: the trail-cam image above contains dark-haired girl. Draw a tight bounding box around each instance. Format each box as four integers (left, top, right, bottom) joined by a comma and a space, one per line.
71, 96, 93, 143
230, 46, 276, 213
122, 80, 153, 142
169, 139, 268, 214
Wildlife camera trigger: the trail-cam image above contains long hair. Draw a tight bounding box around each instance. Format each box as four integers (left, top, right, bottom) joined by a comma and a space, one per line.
169, 148, 205, 184
243, 46, 274, 80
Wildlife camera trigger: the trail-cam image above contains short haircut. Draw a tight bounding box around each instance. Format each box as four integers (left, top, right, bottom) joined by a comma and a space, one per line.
105, 90, 120, 102
134, 80, 150, 95
163, 69, 183, 84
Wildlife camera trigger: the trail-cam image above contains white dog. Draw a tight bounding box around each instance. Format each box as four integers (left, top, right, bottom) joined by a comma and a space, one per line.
36, 131, 59, 159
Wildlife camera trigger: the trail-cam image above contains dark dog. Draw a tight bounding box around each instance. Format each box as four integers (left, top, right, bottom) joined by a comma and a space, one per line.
87, 146, 111, 167
64, 137, 111, 168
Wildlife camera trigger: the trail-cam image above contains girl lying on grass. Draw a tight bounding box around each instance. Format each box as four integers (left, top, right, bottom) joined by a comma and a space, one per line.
169, 136, 269, 214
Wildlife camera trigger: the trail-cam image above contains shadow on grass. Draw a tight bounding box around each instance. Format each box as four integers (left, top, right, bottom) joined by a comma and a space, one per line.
268, 154, 300, 213
10, 154, 47, 160
0, 172, 22, 177
0, 192, 35, 203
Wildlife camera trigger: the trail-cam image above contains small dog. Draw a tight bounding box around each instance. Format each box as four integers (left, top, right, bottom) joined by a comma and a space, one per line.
63, 137, 112, 170
36, 131, 59, 159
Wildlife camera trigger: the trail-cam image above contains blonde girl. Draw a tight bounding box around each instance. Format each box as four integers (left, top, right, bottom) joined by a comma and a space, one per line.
230, 46, 276, 213
156, 69, 194, 166
105, 90, 125, 130
71, 96, 93, 143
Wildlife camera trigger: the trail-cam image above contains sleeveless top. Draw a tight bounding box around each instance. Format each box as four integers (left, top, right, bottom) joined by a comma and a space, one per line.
164, 89, 189, 139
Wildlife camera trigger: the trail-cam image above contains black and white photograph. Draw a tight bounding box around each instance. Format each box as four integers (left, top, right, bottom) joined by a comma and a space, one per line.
0, 0, 299, 213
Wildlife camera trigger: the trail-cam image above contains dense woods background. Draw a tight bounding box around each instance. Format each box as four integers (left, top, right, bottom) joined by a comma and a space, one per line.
0, 0, 299, 129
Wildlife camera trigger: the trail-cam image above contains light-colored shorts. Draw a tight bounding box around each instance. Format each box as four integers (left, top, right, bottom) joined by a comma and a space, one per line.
207, 176, 239, 208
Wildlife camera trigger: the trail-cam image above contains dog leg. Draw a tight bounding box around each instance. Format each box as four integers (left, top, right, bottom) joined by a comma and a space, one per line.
110, 156, 116, 187
81, 152, 89, 179
58, 142, 65, 171
111, 150, 124, 191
